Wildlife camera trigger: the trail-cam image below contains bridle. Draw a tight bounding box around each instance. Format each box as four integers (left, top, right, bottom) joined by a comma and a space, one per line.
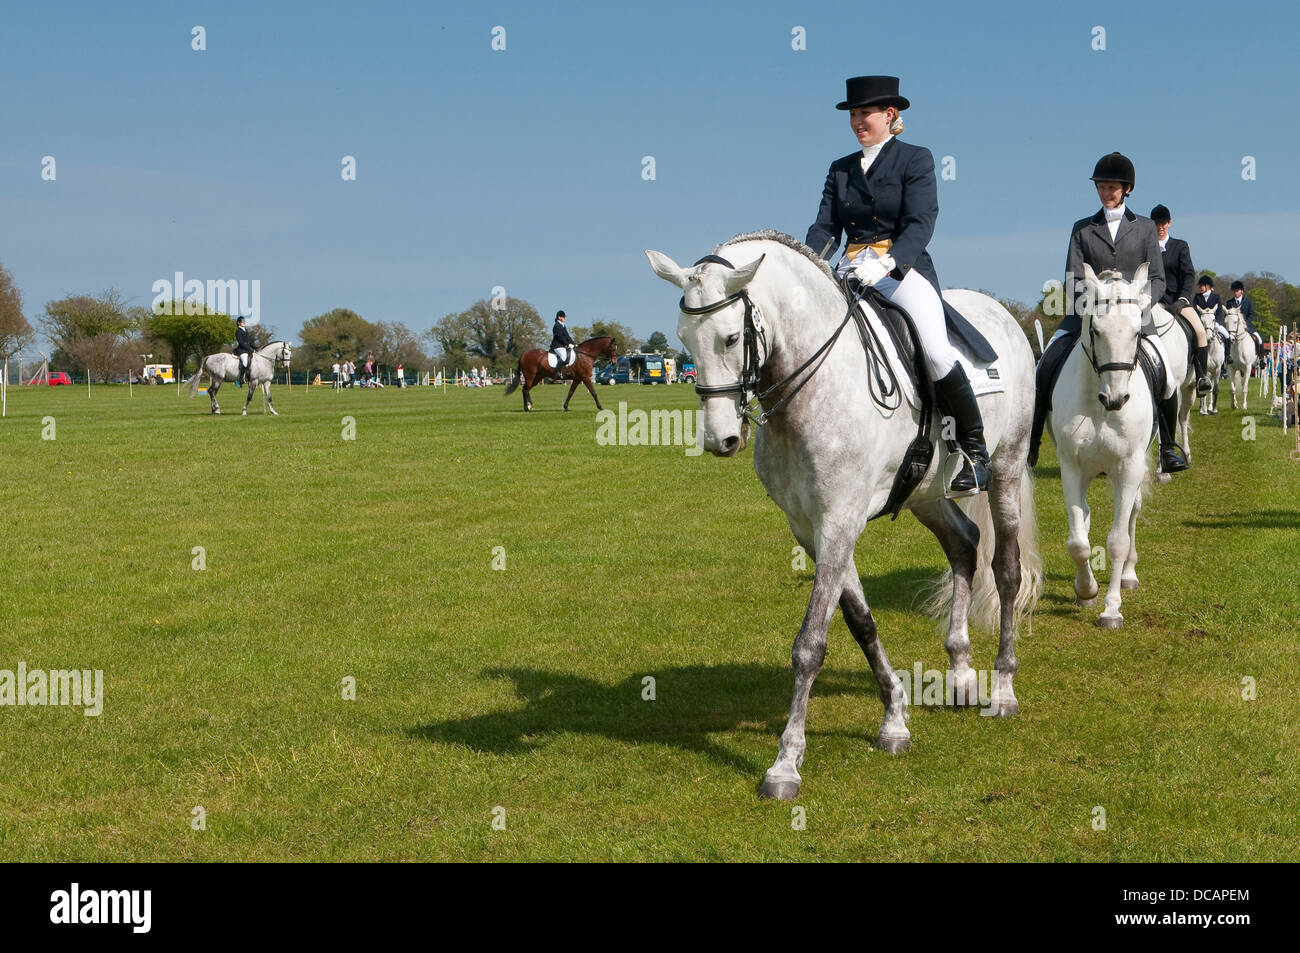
1081, 295, 1142, 375
679, 254, 859, 426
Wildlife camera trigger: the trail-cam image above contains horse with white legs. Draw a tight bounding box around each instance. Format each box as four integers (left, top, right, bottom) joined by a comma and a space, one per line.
1047, 264, 1157, 629
1197, 306, 1225, 415
186, 341, 292, 415
646, 231, 1041, 800
1224, 306, 1257, 410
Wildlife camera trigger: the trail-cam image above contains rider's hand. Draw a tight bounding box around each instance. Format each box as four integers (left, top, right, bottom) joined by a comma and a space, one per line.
852, 254, 894, 287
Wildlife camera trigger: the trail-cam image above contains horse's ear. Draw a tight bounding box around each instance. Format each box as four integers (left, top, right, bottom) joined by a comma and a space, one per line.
646, 250, 689, 289
1133, 262, 1151, 310
723, 255, 765, 295
1081, 262, 1099, 288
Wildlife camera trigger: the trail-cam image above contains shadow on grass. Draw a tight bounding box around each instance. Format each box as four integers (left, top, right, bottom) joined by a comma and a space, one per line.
407, 664, 879, 777
781, 566, 950, 616
1182, 509, 1300, 530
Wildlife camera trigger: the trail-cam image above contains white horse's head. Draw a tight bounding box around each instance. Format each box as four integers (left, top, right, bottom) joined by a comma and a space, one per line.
260, 340, 293, 366
1224, 304, 1243, 335
646, 249, 765, 456
1196, 305, 1219, 334
1081, 262, 1149, 412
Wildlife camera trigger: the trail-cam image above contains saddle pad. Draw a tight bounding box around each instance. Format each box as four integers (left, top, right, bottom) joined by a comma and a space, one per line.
854, 299, 1004, 414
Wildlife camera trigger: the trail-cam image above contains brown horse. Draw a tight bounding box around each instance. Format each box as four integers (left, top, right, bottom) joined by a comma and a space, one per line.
505, 337, 617, 412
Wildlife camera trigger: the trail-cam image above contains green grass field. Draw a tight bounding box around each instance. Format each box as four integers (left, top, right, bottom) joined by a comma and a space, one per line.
1, 377, 1297, 861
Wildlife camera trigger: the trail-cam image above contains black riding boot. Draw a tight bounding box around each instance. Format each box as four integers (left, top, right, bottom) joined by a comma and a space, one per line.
1157, 393, 1189, 473
1194, 345, 1211, 395
935, 364, 990, 496
1028, 333, 1075, 467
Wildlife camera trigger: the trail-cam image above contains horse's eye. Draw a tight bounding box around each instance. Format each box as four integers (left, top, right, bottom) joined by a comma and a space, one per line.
725, 333, 740, 348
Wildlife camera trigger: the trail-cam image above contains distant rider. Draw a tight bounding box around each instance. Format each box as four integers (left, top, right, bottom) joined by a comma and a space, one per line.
550, 310, 575, 374
234, 315, 254, 385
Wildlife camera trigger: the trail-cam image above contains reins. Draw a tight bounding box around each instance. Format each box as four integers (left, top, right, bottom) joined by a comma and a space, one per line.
682, 255, 901, 426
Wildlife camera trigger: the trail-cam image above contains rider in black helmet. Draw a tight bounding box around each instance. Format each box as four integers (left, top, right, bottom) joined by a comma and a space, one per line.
234, 315, 254, 385
1149, 204, 1212, 396
1028, 152, 1190, 475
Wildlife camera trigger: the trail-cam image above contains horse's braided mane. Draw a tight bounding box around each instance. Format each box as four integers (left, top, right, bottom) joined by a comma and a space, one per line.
716, 229, 836, 282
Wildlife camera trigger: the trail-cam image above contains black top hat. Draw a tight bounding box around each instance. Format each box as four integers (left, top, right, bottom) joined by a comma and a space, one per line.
1149, 204, 1171, 223
837, 76, 910, 111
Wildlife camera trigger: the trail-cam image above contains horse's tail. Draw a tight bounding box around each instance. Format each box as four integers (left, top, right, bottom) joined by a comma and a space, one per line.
923, 469, 1043, 634
186, 365, 204, 397
503, 362, 521, 396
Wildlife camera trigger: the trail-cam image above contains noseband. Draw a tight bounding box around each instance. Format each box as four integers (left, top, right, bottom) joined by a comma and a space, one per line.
1082, 297, 1142, 375
680, 254, 858, 427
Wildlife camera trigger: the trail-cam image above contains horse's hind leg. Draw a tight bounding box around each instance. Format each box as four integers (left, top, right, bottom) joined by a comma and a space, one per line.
209, 379, 220, 414
912, 498, 981, 706
761, 532, 853, 801
242, 385, 254, 416
522, 378, 532, 412
986, 473, 1023, 717
1119, 489, 1141, 592
840, 568, 909, 751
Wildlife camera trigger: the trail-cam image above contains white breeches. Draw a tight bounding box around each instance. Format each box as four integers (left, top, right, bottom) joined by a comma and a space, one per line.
874, 267, 960, 380
239, 352, 250, 368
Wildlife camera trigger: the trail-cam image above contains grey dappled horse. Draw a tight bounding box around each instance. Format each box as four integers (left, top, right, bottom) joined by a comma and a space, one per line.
647, 231, 1041, 800
187, 340, 292, 415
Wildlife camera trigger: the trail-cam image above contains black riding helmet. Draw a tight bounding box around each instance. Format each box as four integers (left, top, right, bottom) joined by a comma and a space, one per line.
1091, 152, 1136, 193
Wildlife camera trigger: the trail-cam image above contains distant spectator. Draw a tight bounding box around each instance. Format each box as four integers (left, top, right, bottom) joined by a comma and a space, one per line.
397, 363, 405, 388
332, 360, 340, 390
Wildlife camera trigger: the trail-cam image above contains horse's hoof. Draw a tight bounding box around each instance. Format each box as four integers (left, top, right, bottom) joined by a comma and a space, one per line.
986, 698, 1019, 718
1096, 614, 1123, 629
875, 731, 911, 754
241, 410, 247, 416
1076, 596, 1097, 607
758, 776, 801, 801
1156, 472, 1172, 484
1120, 578, 1139, 591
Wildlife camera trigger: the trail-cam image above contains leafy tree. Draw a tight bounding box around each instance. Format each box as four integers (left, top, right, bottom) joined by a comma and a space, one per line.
41, 290, 132, 368
430, 297, 544, 373
0, 261, 33, 362
584, 319, 637, 360
147, 304, 236, 376
645, 330, 670, 353
299, 308, 380, 371
373, 321, 428, 380
70, 332, 134, 382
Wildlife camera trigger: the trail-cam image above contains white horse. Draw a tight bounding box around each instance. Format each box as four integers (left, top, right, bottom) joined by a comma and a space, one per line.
1224, 305, 1257, 410
1197, 306, 1225, 415
647, 231, 1041, 800
186, 340, 292, 415
1046, 264, 1155, 629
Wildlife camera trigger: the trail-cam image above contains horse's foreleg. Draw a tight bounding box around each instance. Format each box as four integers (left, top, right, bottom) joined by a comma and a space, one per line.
761, 533, 852, 800
912, 498, 981, 706
839, 569, 909, 750
1098, 469, 1142, 628
563, 379, 580, 411
581, 376, 602, 412
265, 382, 278, 416
1060, 465, 1098, 604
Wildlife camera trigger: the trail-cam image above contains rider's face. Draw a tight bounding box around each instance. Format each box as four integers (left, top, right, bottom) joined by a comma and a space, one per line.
1155, 221, 1170, 241
1095, 181, 1126, 208
849, 106, 892, 148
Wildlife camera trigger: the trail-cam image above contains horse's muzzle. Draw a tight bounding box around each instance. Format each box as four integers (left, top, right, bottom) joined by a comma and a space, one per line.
1098, 392, 1130, 412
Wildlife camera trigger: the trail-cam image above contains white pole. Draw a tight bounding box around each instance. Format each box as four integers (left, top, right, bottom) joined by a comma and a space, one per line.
1282, 326, 1288, 435
2, 357, 7, 418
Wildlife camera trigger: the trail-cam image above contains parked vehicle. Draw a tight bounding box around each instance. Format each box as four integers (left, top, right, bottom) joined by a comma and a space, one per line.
678, 363, 696, 384
47, 372, 72, 386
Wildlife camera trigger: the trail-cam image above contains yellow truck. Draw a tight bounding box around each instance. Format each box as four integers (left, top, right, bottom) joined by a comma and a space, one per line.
141, 364, 174, 384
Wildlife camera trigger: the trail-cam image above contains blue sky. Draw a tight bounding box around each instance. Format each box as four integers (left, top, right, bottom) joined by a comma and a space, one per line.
3, 0, 1298, 353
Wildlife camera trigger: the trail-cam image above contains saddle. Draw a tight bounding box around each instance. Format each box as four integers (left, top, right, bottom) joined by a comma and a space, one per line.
849, 284, 1005, 521
547, 348, 578, 372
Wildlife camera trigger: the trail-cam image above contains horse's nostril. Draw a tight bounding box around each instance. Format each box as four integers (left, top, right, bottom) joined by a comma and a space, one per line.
721, 435, 740, 453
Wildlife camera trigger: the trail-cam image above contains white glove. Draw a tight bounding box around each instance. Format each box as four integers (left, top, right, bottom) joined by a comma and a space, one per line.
852, 253, 895, 287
